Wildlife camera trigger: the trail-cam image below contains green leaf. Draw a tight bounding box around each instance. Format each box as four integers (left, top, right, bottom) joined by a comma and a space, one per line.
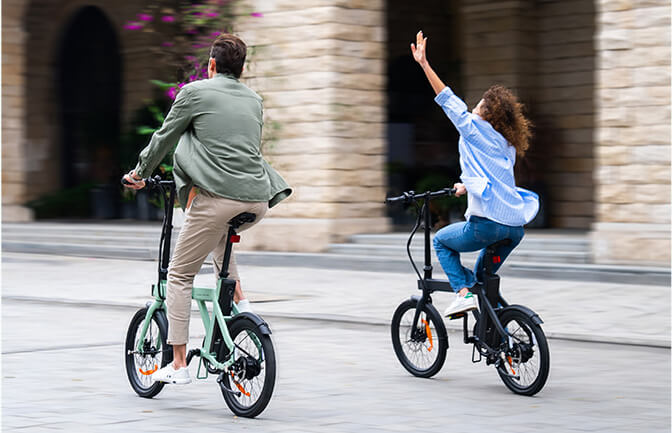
136, 126, 157, 135
149, 79, 177, 91
160, 163, 174, 173
148, 105, 165, 123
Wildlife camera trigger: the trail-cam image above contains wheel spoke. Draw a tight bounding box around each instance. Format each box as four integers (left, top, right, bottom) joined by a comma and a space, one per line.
396, 306, 442, 373
498, 316, 546, 392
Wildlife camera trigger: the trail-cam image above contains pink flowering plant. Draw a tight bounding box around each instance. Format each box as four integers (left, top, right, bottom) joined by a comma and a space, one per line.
124, 0, 264, 176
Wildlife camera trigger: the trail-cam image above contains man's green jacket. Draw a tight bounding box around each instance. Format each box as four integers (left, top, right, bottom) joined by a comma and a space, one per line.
134, 73, 292, 210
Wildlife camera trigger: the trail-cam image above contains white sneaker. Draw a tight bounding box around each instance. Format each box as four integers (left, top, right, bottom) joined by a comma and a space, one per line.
151, 364, 191, 385
235, 299, 253, 313
444, 292, 478, 317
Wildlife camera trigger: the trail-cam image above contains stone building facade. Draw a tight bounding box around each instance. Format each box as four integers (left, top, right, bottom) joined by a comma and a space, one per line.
2, 0, 670, 264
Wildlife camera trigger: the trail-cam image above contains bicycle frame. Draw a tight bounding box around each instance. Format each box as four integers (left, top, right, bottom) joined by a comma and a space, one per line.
387, 189, 514, 355
133, 177, 253, 372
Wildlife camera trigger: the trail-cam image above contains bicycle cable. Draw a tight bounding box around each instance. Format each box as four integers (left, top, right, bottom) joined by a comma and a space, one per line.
156, 183, 167, 285
407, 199, 428, 292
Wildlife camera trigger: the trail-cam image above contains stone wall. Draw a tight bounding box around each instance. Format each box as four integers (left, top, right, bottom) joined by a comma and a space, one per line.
535, 0, 596, 229
2, 0, 162, 220
592, 0, 671, 264
2, 0, 32, 221
460, 0, 598, 229
233, 0, 390, 251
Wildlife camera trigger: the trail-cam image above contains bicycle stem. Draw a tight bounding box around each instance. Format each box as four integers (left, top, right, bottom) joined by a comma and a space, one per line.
422, 193, 433, 280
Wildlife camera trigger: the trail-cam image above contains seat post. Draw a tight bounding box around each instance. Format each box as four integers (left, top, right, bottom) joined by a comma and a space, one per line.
219, 225, 237, 279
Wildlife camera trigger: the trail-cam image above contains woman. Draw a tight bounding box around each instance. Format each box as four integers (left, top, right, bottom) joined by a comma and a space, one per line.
410, 30, 539, 317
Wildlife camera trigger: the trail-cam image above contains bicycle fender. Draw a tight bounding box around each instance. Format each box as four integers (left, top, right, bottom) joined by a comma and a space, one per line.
231, 312, 272, 335
501, 304, 543, 325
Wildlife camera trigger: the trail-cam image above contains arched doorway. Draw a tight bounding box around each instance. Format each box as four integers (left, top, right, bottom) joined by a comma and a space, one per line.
58, 6, 122, 216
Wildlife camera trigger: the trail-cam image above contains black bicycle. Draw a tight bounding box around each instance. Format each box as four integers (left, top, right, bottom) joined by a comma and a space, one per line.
386, 188, 550, 396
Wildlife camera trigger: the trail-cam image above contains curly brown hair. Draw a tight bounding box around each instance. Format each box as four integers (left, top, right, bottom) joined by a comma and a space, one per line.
480, 85, 532, 156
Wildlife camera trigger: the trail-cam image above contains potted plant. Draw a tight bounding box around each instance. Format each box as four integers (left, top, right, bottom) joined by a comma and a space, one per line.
414, 173, 467, 230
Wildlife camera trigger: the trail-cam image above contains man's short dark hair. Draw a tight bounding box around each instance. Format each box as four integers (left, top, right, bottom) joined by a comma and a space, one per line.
210, 34, 246, 78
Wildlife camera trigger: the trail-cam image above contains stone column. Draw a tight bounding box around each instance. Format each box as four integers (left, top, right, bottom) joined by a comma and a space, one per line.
234, 0, 390, 252
2, 0, 33, 221
592, 0, 670, 265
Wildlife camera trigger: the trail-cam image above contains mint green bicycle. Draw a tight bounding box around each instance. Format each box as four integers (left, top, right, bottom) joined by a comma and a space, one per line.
123, 177, 276, 418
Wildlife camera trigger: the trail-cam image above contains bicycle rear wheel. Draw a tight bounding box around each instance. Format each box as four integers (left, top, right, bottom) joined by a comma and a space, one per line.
391, 299, 448, 378
496, 308, 550, 396
220, 316, 276, 418
124, 307, 172, 398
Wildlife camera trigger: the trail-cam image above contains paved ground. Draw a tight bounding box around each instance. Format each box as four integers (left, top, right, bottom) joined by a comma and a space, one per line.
2, 252, 671, 431
1, 252, 670, 346
2, 297, 670, 432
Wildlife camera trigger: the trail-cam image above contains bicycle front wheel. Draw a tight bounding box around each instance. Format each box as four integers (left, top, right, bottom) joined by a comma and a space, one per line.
124, 307, 172, 398
391, 299, 448, 378
496, 308, 550, 396
220, 316, 276, 418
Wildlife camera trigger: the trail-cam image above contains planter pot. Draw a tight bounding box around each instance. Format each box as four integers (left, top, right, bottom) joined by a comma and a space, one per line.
136, 190, 156, 221
120, 202, 137, 219
90, 184, 118, 219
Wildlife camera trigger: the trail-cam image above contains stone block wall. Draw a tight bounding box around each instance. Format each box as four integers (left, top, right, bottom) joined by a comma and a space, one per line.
460, 0, 597, 229
535, 0, 596, 229
233, 0, 390, 251
461, 0, 538, 106
2, 0, 163, 220
24, 0, 162, 200
2, 0, 32, 221
592, 0, 671, 264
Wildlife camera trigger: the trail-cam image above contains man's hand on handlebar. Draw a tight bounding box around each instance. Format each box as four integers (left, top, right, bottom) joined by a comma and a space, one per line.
122, 171, 146, 190
453, 183, 467, 197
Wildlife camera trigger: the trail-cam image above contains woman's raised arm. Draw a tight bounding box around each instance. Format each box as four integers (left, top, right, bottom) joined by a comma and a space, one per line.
411, 30, 445, 96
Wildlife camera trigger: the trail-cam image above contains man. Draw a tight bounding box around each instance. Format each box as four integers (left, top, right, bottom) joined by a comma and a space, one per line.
123, 34, 291, 385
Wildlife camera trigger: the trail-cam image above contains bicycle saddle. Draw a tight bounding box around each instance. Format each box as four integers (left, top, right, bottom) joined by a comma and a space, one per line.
228, 212, 256, 229
486, 238, 512, 252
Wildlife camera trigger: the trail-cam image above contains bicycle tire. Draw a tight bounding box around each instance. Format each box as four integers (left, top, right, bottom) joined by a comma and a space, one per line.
220, 316, 276, 418
495, 307, 550, 396
124, 307, 172, 398
391, 298, 448, 378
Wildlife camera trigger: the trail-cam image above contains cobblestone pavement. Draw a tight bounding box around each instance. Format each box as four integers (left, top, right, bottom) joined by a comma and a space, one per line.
2, 298, 670, 433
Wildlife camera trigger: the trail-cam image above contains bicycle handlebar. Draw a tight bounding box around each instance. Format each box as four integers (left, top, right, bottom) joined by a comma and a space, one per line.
385, 188, 456, 204
121, 175, 175, 190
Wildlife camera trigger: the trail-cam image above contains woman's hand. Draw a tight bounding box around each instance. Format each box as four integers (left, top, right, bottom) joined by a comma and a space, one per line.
410, 30, 428, 67
453, 183, 467, 197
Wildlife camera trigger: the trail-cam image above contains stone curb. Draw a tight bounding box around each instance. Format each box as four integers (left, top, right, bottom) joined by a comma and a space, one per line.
3, 241, 670, 285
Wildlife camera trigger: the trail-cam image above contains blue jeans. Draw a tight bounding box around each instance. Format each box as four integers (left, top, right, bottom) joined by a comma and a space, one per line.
433, 216, 524, 292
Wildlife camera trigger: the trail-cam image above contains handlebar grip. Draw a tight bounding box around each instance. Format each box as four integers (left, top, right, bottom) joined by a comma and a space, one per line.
121, 175, 153, 189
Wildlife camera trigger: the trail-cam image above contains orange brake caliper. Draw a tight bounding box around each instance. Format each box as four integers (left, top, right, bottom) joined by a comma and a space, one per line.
230, 372, 251, 397
421, 319, 434, 352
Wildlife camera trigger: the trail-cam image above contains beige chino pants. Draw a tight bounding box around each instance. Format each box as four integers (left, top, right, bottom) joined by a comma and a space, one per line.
166, 189, 268, 345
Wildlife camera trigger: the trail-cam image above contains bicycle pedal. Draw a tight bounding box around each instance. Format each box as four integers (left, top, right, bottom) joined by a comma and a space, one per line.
448, 313, 466, 320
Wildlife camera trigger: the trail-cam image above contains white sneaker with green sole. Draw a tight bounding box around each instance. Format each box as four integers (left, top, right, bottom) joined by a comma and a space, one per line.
444, 292, 478, 317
